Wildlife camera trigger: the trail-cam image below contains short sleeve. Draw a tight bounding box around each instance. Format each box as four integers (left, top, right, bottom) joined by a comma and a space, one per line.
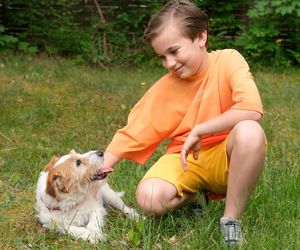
226, 50, 263, 114
106, 99, 162, 165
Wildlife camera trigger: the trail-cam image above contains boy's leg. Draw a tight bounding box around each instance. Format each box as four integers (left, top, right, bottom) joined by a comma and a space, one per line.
136, 178, 197, 215
136, 151, 213, 216
224, 120, 266, 219
136, 139, 228, 216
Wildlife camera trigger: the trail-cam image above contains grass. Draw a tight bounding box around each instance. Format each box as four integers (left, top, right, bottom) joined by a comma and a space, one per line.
0, 53, 299, 249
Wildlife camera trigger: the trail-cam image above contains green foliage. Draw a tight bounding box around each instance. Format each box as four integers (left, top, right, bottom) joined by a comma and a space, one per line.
195, 0, 248, 50
17, 41, 38, 53
2, 0, 162, 65
235, 0, 300, 66
128, 220, 144, 246
2, 0, 299, 66
0, 25, 18, 50
3, 0, 89, 55
91, 6, 150, 65
195, 0, 300, 66
0, 24, 37, 53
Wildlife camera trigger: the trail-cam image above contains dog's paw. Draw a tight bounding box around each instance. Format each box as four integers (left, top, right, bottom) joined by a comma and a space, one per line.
88, 233, 107, 244
86, 223, 107, 243
69, 227, 91, 242
125, 207, 143, 221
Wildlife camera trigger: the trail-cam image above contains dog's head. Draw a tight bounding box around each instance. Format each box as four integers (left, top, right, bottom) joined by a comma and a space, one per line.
44, 150, 113, 201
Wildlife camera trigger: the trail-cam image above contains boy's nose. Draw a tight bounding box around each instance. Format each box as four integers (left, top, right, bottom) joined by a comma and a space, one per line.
165, 56, 176, 69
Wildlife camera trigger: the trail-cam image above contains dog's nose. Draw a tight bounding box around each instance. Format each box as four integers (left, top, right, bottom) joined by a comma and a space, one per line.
96, 151, 104, 157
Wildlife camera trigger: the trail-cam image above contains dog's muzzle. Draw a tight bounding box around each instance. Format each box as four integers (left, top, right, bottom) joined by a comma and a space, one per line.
92, 167, 113, 181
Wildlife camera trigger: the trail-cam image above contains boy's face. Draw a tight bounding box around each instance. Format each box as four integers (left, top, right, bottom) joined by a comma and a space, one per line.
151, 21, 208, 79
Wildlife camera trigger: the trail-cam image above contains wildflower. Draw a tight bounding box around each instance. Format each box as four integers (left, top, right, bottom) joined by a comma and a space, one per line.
276, 38, 283, 44
141, 81, 146, 86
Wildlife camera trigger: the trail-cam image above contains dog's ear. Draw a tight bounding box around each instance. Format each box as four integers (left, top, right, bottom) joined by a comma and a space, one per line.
44, 156, 59, 172
46, 171, 62, 201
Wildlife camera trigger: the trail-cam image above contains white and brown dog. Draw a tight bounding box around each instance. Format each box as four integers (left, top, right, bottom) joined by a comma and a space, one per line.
36, 150, 139, 243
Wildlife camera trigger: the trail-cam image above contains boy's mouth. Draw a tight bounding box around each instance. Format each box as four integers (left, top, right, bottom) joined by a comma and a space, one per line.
174, 65, 184, 75
175, 65, 183, 72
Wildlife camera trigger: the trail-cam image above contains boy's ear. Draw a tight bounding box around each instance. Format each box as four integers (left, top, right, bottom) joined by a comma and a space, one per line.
197, 30, 207, 47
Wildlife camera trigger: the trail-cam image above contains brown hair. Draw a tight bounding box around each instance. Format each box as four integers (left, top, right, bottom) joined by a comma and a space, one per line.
143, 0, 208, 44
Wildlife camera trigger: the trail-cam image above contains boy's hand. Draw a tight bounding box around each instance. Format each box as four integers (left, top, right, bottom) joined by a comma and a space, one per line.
180, 128, 202, 171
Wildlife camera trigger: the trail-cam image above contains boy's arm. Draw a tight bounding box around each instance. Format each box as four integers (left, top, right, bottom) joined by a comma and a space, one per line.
190, 109, 261, 136
180, 109, 262, 170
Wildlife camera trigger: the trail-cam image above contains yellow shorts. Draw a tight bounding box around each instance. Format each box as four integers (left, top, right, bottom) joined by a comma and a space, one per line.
141, 139, 229, 197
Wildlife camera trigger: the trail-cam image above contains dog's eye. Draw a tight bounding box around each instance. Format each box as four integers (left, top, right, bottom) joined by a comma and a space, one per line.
75, 159, 81, 167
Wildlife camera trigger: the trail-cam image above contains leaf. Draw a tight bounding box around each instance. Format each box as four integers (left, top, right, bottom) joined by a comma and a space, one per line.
127, 220, 144, 246
0, 25, 5, 32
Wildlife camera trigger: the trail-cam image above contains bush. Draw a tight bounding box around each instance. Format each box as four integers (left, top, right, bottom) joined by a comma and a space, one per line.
234, 0, 300, 66
2, 0, 160, 65
0, 25, 18, 51
2, 0, 299, 67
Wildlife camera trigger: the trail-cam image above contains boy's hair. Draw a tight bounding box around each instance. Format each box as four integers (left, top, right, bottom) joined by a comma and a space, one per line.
143, 0, 208, 45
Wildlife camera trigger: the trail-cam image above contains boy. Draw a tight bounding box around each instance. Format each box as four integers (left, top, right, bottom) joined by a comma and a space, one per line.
103, 0, 266, 247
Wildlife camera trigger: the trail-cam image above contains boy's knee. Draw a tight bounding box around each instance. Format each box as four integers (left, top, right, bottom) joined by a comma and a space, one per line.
136, 180, 166, 215
232, 120, 265, 151
136, 178, 177, 216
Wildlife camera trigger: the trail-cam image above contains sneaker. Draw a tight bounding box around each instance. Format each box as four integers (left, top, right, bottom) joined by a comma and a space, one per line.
220, 217, 246, 247
189, 202, 204, 216
188, 191, 209, 216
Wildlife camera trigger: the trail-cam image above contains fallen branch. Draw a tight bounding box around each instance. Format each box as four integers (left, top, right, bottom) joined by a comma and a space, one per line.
93, 0, 109, 58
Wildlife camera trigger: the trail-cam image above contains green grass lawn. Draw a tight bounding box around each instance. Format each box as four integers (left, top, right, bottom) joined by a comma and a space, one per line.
0, 53, 299, 249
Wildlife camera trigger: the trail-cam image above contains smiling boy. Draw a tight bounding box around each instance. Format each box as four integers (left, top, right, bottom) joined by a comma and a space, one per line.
103, 0, 266, 247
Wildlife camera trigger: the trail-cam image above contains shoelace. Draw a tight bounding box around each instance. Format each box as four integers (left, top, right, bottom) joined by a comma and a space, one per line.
223, 221, 242, 243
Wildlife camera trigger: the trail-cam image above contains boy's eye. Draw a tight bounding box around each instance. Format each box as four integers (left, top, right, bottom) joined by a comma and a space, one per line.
75, 159, 81, 167
170, 49, 178, 55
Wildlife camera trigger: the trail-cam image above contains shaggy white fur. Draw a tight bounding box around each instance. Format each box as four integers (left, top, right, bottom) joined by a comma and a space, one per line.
36, 150, 139, 243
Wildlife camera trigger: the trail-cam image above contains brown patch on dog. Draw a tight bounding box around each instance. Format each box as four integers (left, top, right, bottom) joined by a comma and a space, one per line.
44, 156, 59, 172
45, 158, 81, 201
46, 170, 62, 201
44, 152, 103, 202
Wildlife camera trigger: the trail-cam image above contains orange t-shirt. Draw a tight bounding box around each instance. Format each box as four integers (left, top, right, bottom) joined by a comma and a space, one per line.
107, 49, 263, 165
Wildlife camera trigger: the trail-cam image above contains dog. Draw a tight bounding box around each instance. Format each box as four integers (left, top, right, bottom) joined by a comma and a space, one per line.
36, 150, 139, 243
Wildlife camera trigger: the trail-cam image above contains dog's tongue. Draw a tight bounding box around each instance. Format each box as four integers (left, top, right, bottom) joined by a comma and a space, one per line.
93, 167, 113, 180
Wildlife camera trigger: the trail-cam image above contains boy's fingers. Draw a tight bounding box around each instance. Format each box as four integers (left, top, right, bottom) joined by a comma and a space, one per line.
182, 161, 187, 171
180, 150, 188, 171
193, 150, 199, 160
